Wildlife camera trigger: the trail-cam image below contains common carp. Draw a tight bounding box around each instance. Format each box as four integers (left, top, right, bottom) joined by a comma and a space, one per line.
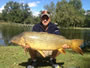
11, 32, 83, 57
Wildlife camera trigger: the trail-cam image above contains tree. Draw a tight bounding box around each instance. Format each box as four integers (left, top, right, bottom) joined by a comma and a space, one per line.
69, 0, 82, 10
69, 0, 85, 14
55, 0, 85, 27
2, 1, 33, 24
85, 12, 90, 27
0, 13, 2, 20
33, 16, 40, 24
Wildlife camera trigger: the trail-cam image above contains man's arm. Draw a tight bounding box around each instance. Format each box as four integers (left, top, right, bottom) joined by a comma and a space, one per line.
32, 24, 39, 32
53, 27, 60, 35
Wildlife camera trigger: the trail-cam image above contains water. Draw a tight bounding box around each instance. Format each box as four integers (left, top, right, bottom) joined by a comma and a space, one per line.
60, 28, 90, 48
0, 31, 6, 45
0, 24, 90, 48
0, 24, 32, 46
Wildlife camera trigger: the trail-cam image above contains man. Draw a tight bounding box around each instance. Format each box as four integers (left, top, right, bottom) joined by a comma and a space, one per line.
27, 10, 69, 68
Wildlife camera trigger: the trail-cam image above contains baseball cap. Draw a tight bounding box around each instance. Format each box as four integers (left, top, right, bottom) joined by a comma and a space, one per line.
41, 10, 50, 18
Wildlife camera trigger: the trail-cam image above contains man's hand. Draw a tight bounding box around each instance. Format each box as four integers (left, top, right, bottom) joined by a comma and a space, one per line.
62, 44, 70, 49
24, 45, 30, 51
21, 44, 30, 52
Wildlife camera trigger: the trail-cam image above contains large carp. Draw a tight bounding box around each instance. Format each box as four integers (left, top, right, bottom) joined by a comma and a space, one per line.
11, 32, 83, 57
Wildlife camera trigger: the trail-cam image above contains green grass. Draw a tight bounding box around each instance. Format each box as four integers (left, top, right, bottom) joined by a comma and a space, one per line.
0, 46, 90, 68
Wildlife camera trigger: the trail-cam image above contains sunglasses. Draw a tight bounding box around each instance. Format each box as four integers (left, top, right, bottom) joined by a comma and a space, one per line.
41, 15, 49, 21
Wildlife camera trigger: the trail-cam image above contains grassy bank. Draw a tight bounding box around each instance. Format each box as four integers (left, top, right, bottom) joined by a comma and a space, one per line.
0, 22, 34, 27
0, 46, 90, 68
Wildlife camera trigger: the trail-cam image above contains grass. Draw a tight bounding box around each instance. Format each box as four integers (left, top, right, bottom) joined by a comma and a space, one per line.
0, 46, 90, 68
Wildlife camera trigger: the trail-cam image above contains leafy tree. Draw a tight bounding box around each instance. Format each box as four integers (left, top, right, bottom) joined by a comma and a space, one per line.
0, 13, 2, 20
2, 1, 33, 24
55, 0, 85, 27
69, 0, 85, 14
33, 16, 40, 24
69, 0, 82, 10
85, 14, 90, 27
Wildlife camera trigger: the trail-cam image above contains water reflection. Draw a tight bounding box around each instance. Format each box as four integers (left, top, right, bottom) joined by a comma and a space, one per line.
0, 24, 32, 45
60, 28, 90, 48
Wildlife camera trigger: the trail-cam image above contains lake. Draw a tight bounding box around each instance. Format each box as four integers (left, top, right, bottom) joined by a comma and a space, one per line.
0, 23, 90, 48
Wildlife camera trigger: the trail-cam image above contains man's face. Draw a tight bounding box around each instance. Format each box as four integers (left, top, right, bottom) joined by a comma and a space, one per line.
41, 15, 50, 26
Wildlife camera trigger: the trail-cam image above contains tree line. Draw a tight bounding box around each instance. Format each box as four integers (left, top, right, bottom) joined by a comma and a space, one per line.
44, 0, 90, 27
0, 1, 40, 24
0, 0, 90, 27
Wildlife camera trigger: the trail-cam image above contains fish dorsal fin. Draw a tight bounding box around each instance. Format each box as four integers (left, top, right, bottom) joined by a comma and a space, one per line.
58, 48, 66, 54
37, 50, 45, 57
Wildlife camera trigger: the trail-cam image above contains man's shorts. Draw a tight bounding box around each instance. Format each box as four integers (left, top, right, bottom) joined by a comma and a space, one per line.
36, 50, 53, 57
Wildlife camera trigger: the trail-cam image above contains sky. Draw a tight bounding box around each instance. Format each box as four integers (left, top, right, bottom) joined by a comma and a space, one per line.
0, 0, 90, 16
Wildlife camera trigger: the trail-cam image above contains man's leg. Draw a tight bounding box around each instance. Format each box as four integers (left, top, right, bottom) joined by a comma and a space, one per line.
51, 50, 60, 59
50, 44, 69, 64
49, 50, 60, 66
28, 48, 37, 67
28, 48, 37, 60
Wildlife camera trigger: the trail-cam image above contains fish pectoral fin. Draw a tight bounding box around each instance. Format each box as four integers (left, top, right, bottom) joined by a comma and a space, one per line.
58, 48, 65, 54
37, 50, 45, 57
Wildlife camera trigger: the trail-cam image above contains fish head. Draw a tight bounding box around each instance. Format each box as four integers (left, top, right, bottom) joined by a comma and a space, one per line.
71, 39, 84, 55
10, 36, 25, 46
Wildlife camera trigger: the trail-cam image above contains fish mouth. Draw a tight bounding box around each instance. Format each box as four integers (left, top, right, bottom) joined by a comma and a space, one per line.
9, 40, 18, 45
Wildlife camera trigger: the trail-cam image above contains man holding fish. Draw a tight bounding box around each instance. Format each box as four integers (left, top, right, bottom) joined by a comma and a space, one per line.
11, 10, 83, 68
26, 10, 69, 68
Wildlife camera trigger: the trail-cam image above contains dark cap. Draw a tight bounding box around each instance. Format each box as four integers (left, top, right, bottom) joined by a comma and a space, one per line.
41, 10, 50, 18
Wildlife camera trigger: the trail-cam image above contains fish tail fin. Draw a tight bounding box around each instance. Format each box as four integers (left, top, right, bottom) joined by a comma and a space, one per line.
37, 50, 45, 57
58, 48, 65, 54
71, 39, 83, 55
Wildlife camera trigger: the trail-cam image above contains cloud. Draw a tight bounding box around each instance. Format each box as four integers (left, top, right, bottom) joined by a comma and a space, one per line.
0, 5, 5, 13
28, 1, 40, 7
28, 1, 40, 16
31, 9, 40, 17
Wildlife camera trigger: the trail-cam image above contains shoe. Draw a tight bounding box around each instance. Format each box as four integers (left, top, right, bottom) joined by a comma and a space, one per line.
31, 59, 37, 66
49, 58, 60, 68
27, 59, 37, 68
27, 65, 35, 68
49, 58, 56, 65
52, 64, 60, 68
